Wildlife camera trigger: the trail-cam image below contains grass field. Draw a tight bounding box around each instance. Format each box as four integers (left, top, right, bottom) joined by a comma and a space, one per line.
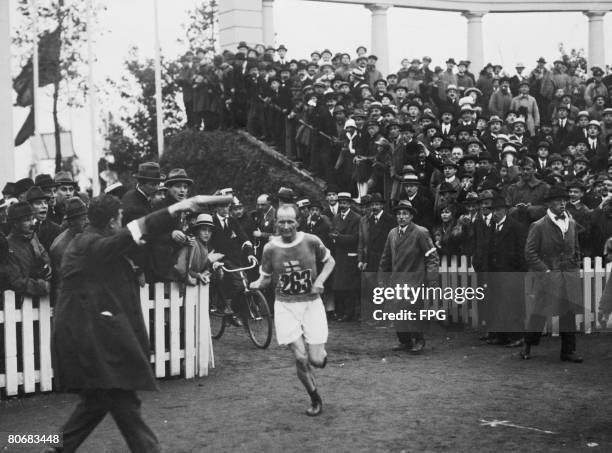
1, 322, 611, 452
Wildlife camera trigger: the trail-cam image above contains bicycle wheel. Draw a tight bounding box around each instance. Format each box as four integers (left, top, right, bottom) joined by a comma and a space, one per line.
209, 288, 226, 340
245, 290, 273, 349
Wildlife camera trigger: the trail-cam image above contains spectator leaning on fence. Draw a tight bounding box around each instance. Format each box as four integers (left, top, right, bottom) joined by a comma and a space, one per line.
5, 201, 51, 298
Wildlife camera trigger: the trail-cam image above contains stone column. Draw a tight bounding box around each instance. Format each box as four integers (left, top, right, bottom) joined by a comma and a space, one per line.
584, 11, 606, 69
219, 0, 263, 51
0, 0, 15, 182
365, 3, 391, 75
462, 11, 486, 73
262, 0, 275, 47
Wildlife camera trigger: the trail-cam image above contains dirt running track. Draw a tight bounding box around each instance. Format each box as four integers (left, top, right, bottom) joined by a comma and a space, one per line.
1, 323, 611, 453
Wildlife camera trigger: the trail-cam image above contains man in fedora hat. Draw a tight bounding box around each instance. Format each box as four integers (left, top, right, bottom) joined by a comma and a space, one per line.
25, 186, 61, 253
330, 192, 361, 322
52, 171, 79, 224
358, 193, 395, 273
14, 177, 34, 201
484, 195, 528, 347
121, 162, 164, 224
49, 197, 89, 303
398, 172, 435, 231
378, 200, 439, 353
522, 185, 583, 362
6, 201, 51, 297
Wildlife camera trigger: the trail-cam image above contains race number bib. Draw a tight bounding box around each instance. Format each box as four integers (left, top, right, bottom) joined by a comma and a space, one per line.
279, 269, 312, 296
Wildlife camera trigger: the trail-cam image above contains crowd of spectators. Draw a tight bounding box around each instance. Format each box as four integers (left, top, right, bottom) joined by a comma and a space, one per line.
174, 43, 612, 261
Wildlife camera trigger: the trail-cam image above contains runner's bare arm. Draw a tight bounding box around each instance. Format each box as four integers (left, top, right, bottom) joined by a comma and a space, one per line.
250, 274, 272, 290
312, 255, 335, 293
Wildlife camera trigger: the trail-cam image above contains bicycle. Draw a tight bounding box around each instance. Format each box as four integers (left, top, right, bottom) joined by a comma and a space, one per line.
209, 257, 273, 348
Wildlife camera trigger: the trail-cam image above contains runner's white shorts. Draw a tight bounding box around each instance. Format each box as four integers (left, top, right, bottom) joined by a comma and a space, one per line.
274, 297, 328, 345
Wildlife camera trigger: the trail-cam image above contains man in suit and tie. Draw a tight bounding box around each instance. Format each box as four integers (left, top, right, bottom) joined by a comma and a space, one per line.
570, 110, 590, 144
552, 104, 575, 150
330, 192, 361, 321
398, 173, 434, 231
378, 200, 439, 353
121, 162, 165, 283
534, 142, 551, 176
304, 200, 331, 249
251, 194, 276, 260
585, 120, 608, 170
210, 200, 255, 322
485, 196, 528, 346
438, 109, 456, 139
358, 193, 396, 272
522, 186, 583, 362
322, 186, 340, 219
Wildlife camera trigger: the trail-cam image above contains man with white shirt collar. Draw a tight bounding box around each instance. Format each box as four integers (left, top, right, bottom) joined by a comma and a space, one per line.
523, 185, 583, 363
322, 185, 340, 218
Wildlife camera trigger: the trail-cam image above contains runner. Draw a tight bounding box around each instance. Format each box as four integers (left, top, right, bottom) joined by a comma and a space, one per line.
250, 204, 335, 416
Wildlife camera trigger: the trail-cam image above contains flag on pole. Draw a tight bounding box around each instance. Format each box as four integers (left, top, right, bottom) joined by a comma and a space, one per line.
15, 107, 34, 146
12, 26, 60, 145
13, 26, 61, 107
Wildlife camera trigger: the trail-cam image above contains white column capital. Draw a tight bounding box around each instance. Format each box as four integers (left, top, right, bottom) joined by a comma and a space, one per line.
462, 11, 487, 21
365, 3, 392, 13
583, 11, 606, 20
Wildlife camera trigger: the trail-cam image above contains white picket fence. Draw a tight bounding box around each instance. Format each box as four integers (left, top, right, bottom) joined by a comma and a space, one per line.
1, 282, 213, 397
2, 258, 612, 397
433, 256, 612, 334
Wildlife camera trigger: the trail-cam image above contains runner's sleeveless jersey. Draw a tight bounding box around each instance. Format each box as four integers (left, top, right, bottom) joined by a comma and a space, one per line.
260, 232, 331, 303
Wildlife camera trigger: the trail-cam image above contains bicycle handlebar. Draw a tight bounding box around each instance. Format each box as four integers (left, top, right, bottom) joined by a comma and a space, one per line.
220, 257, 258, 273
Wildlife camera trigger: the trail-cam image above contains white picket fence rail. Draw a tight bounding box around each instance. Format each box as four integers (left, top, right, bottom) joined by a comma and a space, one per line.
1, 282, 213, 397
2, 257, 612, 397
433, 255, 612, 334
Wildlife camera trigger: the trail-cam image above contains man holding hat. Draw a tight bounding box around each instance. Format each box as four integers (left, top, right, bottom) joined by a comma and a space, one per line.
522, 185, 583, 362
6, 201, 51, 297
378, 200, 439, 353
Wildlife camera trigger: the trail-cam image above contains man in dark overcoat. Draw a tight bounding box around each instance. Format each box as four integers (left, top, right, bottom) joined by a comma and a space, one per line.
330, 192, 361, 321
121, 162, 164, 224
521, 185, 583, 362
485, 196, 528, 346
51, 194, 229, 452
378, 200, 439, 353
